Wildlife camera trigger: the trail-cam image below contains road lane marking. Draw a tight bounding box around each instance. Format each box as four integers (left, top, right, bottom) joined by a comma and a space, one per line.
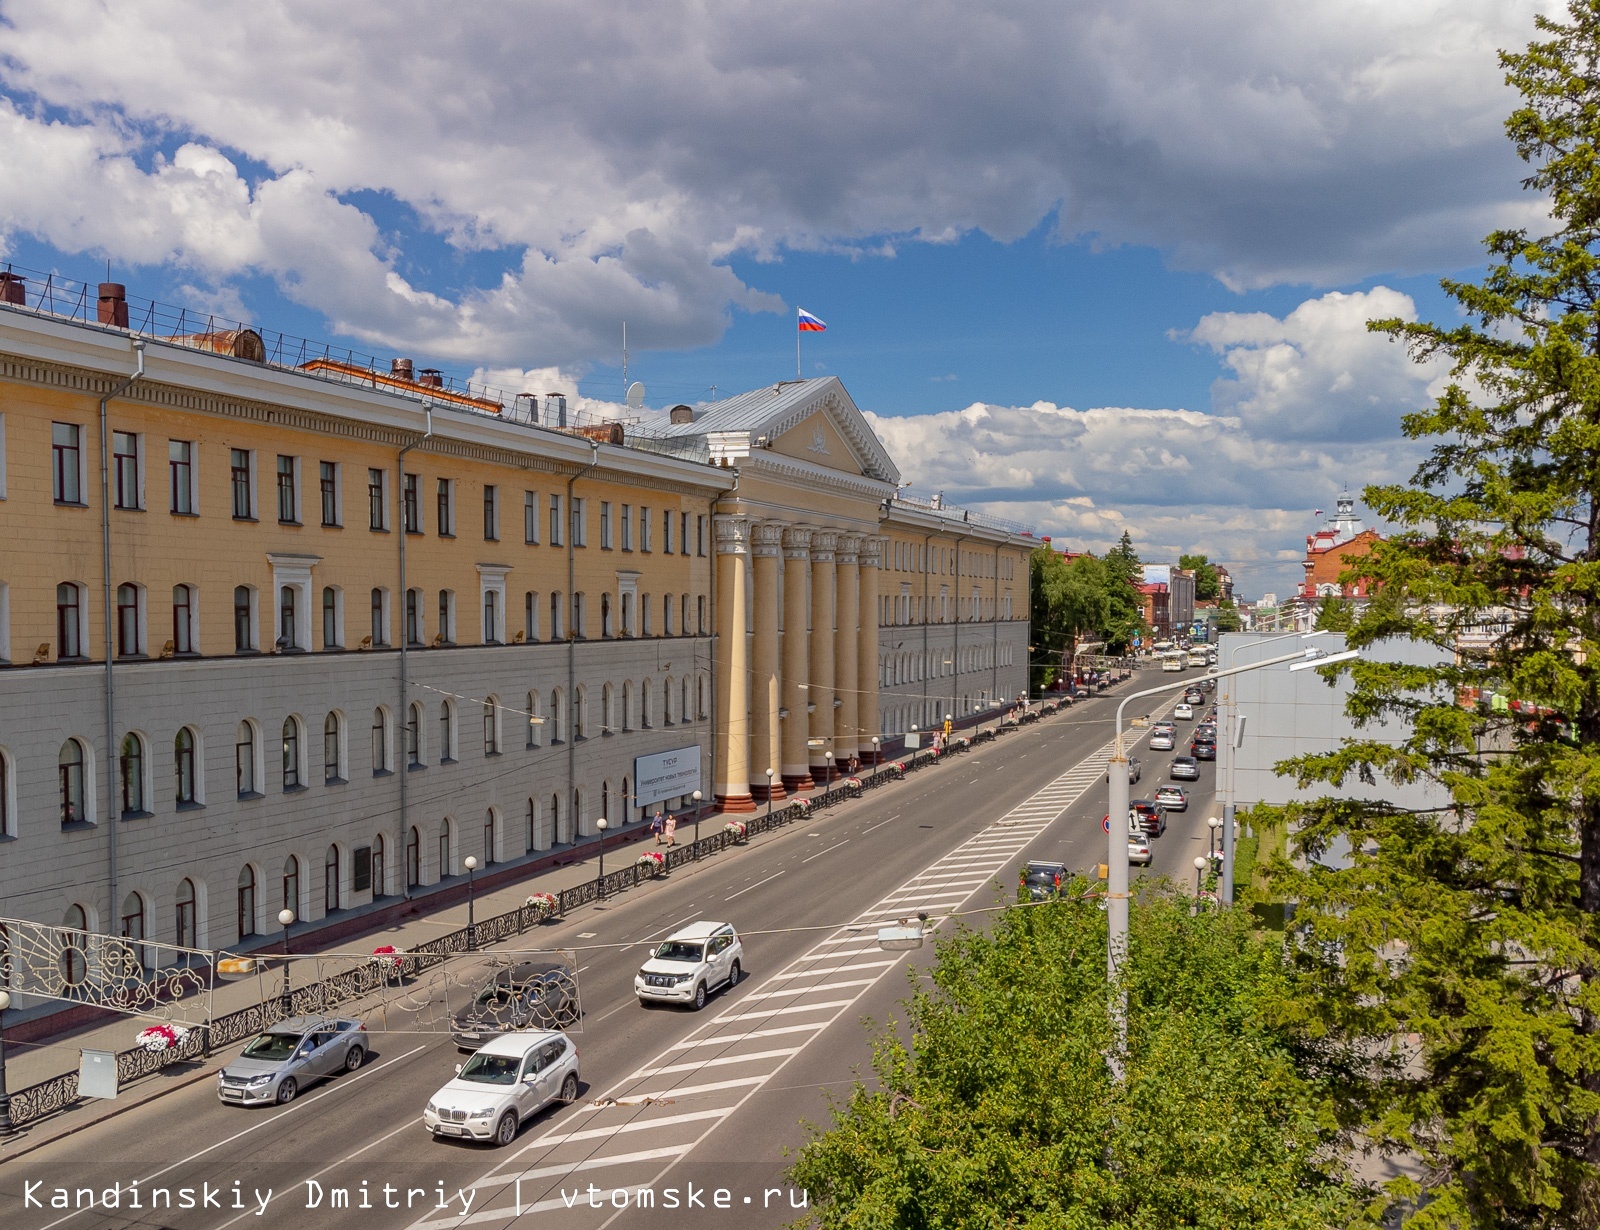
630, 1049, 804, 1079
712, 998, 857, 1023
482, 1145, 694, 1186
740, 979, 877, 1001
761, 960, 897, 980
800, 839, 850, 864
724, 869, 785, 901
533, 1108, 729, 1146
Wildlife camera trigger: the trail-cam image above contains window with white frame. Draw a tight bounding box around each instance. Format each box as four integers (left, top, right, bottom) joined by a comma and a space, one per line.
367, 467, 387, 531
549, 493, 563, 545
436, 478, 453, 536
115, 582, 146, 657
600, 501, 613, 549
478, 565, 509, 645
640, 506, 652, 552
483, 484, 499, 541
56, 581, 87, 659
621, 504, 632, 550
324, 711, 345, 782
319, 461, 340, 526
524, 591, 539, 642
438, 700, 456, 760
112, 431, 142, 510
53, 423, 84, 504
230, 448, 255, 519
524, 490, 538, 543
571, 497, 587, 546
236, 720, 261, 796
370, 587, 389, 647
321, 586, 342, 649
277, 455, 300, 524
119, 732, 149, 815
437, 590, 456, 644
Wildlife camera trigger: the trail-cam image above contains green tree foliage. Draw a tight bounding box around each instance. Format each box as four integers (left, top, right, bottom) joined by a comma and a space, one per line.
1261, 5, 1600, 1222
1311, 595, 1354, 632
789, 888, 1363, 1229
1102, 531, 1146, 651
1215, 598, 1243, 633
1031, 549, 1113, 688
1180, 553, 1222, 602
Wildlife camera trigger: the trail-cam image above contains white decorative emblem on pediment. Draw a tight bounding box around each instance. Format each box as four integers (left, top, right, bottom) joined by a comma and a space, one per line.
807, 425, 830, 456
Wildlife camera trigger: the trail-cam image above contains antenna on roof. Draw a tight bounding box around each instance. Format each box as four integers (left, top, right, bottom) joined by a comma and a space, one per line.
626, 382, 645, 409
621, 321, 628, 398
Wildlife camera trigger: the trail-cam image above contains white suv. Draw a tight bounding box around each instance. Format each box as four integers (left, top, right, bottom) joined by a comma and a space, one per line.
423, 1030, 579, 1146
635, 921, 743, 1010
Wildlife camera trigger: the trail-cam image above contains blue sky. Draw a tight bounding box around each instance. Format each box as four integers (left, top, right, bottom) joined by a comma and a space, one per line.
0, 0, 1551, 596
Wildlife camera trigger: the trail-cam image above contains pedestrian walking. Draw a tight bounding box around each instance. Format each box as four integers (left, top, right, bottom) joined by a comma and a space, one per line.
664, 812, 678, 847
650, 810, 666, 845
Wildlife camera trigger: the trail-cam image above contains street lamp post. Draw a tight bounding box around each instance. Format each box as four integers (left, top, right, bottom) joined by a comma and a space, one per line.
1219, 630, 1328, 903
1208, 815, 1222, 857
1105, 642, 1360, 1080
463, 856, 479, 949
870, 736, 880, 781
765, 768, 774, 818
0, 989, 14, 1137
691, 791, 702, 845
277, 908, 295, 1015
594, 819, 608, 894
1193, 855, 1208, 899
823, 751, 834, 804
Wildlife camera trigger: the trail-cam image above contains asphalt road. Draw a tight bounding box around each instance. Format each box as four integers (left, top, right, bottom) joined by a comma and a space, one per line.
0, 668, 1221, 1230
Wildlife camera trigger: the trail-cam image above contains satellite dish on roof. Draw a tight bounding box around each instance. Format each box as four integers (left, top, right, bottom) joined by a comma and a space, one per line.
626, 382, 646, 409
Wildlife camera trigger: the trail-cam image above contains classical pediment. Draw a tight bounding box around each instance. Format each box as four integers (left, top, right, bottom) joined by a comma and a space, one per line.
769, 411, 863, 475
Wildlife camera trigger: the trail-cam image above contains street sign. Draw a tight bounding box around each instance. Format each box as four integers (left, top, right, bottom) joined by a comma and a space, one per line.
1102, 814, 1111, 833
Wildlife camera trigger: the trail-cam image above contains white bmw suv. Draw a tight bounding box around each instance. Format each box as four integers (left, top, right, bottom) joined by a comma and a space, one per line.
423, 1030, 579, 1147
635, 921, 743, 1010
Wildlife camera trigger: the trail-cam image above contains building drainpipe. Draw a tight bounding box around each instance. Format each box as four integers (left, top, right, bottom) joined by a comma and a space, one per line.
919, 532, 933, 729
396, 407, 433, 901
567, 440, 601, 842
100, 339, 145, 933
951, 532, 967, 729
991, 542, 1001, 711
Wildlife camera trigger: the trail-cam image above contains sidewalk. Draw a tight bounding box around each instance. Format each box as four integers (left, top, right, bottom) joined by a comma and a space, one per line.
0, 690, 1111, 1158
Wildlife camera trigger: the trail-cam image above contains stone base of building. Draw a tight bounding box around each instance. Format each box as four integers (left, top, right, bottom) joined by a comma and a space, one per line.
809, 763, 844, 783
751, 781, 788, 802
781, 771, 815, 793
715, 791, 757, 813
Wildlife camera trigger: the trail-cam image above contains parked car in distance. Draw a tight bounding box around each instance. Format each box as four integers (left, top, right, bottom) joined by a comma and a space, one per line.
1191, 739, 1217, 761
452, 960, 580, 1050
1128, 834, 1153, 866
218, 1016, 366, 1106
1172, 702, 1194, 720
1183, 688, 1205, 705
1130, 799, 1167, 837
636, 921, 744, 1010
1169, 756, 1200, 780
1154, 785, 1189, 811
1020, 860, 1069, 901
1148, 729, 1175, 750
424, 1030, 579, 1146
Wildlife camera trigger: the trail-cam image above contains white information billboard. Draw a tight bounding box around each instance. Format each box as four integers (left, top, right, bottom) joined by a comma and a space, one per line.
634, 745, 703, 808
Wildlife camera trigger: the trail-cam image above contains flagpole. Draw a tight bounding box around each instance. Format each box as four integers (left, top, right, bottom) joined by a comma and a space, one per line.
796, 311, 801, 379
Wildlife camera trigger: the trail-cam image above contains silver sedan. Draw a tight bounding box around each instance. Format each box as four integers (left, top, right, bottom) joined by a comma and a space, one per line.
217, 1016, 367, 1106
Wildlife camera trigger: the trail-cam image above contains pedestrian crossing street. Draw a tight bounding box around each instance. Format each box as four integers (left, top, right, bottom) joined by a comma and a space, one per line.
410, 733, 1126, 1230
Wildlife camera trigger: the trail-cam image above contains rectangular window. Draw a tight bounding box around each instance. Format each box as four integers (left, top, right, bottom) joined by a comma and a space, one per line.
483, 485, 498, 541
640, 507, 652, 552
370, 588, 387, 646
319, 461, 339, 526
571, 497, 586, 547
170, 440, 195, 514
113, 431, 140, 510
436, 478, 453, 536
234, 586, 254, 652
403, 473, 420, 533
600, 501, 613, 549
549, 493, 563, 545
322, 587, 339, 648
681, 512, 690, 555
620, 504, 632, 551
352, 847, 372, 893
405, 589, 422, 646
524, 490, 538, 544
524, 591, 538, 641
231, 449, 253, 519
367, 468, 386, 530
173, 585, 195, 654
53, 423, 82, 504
438, 591, 454, 643
663, 509, 673, 555
698, 594, 707, 634
277, 455, 299, 524
696, 515, 707, 556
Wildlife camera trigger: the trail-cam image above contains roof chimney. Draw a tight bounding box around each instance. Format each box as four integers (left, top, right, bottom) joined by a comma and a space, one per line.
97, 282, 129, 328
418, 368, 444, 388
391, 358, 415, 381
546, 393, 568, 427
0, 272, 25, 306
669, 404, 695, 425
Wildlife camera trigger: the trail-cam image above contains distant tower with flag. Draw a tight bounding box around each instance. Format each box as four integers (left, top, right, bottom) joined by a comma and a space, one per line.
796, 307, 826, 376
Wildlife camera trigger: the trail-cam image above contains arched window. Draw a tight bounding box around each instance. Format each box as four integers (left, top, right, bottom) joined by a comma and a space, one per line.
323, 712, 343, 783
526, 691, 541, 748
602, 683, 614, 734
663, 593, 674, 635
682, 676, 691, 723
238, 866, 258, 940
602, 780, 610, 822
372, 833, 386, 898
484, 589, 500, 643
622, 591, 634, 637
405, 587, 424, 646
526, 798, 538, 852
438, 818, 453, 878
237, 721, 258, 795
552, 792, 564, 845
116, 582, 141, 656
406, 826, 421, 888
483, 698, 500, 755
174, 727, 198, 805
324, 845, 340, 913
641, 592, 652, 636
278, 584, 297, 650
575, 686, 587, 739
59, 738, 86, 826
281, 716, 301, 790
120, 892, 146, 968
439, 700, 455, 760
282, 855, 301, 918
550, 591, 563, 640
484, 809, 497, 865
407, 702, 423, 766
322, 585, 340, 649
372, 708, 390, 773
697, 674, 706, 719
641, 678, 653, 728
0, 747, 14, 838
175, 878, 197, 948
120, 732, 145, 815
173, 583, 196, 655
61, 903, 89, 985
600, 592, 612, 637
623, 775, 632, 821
550, 688, 564, 743
664, 676, 675, 725
234, 584, 254, 651
621, 681, 633, 731
57, 582, 84, 658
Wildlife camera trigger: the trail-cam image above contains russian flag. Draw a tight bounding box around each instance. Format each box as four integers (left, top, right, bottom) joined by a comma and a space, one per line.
797, 307, 827, 333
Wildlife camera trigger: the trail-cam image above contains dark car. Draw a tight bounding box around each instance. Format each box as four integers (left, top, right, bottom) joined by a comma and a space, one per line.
1183, 688, 1204, 705
452, 961, 580, 1050
1191, 739, 1217, 761
1020, 860, 1069, 901
1169, 756, 1200, 781
1130, 799, 1167, 837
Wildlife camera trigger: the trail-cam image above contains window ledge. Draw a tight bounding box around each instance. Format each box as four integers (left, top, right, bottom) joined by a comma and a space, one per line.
237, 790, 264, 802
117, 653, 150, 663
176, 801, 205, 813
373, 769, 394, 779
54, 500, 89, 509
279, 520, 303, 528
170, 510, 200, 519
283, 784, 308, 795
485, 751, 503, 758
324, 776, 348, 787
369, 527, 391, 534
232, 515, 259, 523
60, 820, 97, 833
439, 757, 458, 766
120, 809, 154, 822
320, 521, 342, 530
408, 763, 427, 773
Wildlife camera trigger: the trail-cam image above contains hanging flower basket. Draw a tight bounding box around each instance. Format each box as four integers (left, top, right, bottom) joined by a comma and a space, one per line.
844, 777, 863, 791
792, 797, 811, 812
724, 820, 748, 842
637, 850, 667, 876
135, 1023, 190, 1053
371, 944, 407, 974
956, 737, 972, 750
524, 892, 558, 920
891, 761, 907, 777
